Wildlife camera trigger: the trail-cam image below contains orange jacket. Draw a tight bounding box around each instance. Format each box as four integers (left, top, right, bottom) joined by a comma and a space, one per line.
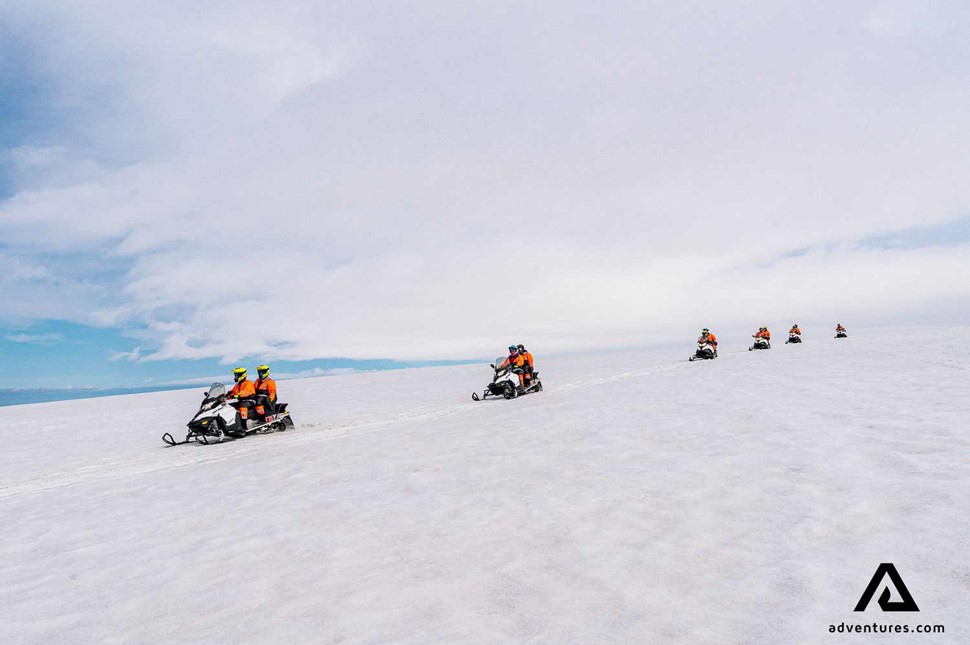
519, 351, 534, 368
698, 333, 717, 345
755, 330, 771, 339
790, 327, 801, 335
254, 377, 277, 402
499, 353, 527, 370
229, 379, 256, 399
836, 325, 845, 332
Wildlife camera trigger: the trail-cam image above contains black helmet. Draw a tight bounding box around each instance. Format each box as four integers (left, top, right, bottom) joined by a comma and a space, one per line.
517, 344, 526, 352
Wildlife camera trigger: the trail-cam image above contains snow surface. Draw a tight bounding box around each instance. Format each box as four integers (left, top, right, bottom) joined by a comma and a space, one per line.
1, 328, 968, 644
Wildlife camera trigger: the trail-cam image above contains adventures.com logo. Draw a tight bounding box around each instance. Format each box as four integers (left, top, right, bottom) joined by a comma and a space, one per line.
828, 564, 945, 636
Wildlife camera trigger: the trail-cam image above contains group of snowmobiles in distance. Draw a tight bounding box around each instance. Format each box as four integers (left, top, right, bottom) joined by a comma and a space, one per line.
690, 324, 848, 361
164, 323, 849, 444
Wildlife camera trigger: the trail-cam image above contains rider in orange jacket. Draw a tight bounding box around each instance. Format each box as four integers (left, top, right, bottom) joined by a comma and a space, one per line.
698, 328, 717, 347
516, 344, 534, 389
228, 367, 257, 423
754, 326, 771, 347
253, 364, 277, 417
498, 345, 530, 390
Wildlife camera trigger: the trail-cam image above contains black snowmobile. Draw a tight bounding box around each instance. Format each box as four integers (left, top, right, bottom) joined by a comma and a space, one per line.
689, 341, 717, 361
835, 330, 848, 339
472, 357, 543, 400
749, 336, 771, 351
785, 334, 802, 344
162, 382, 295, 446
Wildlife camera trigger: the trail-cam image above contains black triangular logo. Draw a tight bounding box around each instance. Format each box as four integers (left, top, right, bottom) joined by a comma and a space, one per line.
854, 563, 919, 612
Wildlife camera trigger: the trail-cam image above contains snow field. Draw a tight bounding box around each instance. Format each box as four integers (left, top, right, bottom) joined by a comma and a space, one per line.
1, 328, 968, 643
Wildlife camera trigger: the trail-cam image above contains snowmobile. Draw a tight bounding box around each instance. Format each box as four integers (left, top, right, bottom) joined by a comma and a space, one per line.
471, 358, 543, 400
689, 341, 717, 361
835, 330, 848, 339
749, 336, 770, 351
785, 334, 802, 344
162, 382, 295, 446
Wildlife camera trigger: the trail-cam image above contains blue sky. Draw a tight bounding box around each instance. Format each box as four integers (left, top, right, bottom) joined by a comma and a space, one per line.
859, 216, 970, 250
0, 320, 477, 390
770, 216, 970, 264
1, 1, 969, 393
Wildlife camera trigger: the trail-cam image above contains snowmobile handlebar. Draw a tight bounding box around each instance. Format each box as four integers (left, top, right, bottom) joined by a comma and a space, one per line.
492, 365, 512, 380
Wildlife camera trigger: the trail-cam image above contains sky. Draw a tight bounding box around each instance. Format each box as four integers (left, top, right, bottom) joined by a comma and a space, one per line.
1, 0, 969, 389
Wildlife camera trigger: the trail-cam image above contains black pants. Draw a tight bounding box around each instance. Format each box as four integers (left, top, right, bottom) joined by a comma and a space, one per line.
255, 394, 276, 416
234, 398, 256, 423
513, 366, 534, 386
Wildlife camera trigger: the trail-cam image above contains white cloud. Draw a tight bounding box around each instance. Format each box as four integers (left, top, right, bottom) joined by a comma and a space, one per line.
861, 0, 941, 38
4, 333, 63, 344
155, 374, 232, 387
272, 367, 363, 380
108, 347, 143, 362
1, 1, 969, 361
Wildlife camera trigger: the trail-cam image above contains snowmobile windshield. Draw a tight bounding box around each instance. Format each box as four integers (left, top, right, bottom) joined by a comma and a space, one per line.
205, 383, 227, 401
494, 357, 511, 376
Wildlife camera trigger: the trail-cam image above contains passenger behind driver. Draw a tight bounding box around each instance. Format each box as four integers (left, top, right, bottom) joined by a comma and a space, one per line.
516, 344, 534, 388
253, 364, 277, 418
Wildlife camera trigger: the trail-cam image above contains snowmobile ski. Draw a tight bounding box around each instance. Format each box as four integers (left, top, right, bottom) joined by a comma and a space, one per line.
163, 413, 295, 446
